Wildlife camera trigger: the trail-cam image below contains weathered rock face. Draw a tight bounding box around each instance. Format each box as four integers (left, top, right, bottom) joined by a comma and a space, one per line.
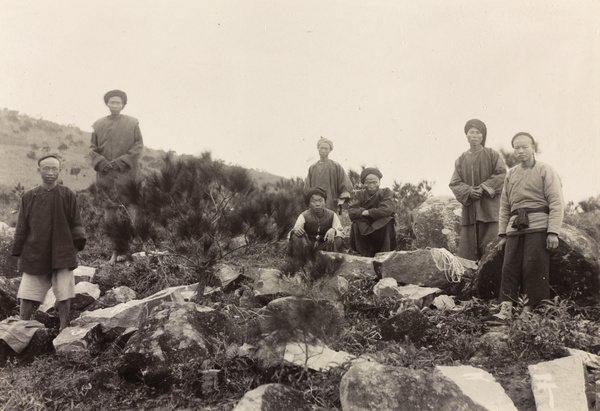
476, 223, 600, 305
528, 355, 588, 411
339, 360, 486, 411
379, 308, 433, 345
373, 249, 463, 291
213, 263, 243, 291
373, 278, 442, 308
53, 322, 104, 353
73, 266, 96, 284
412, 196, 462, 253
436, 365, 518, 411
121, 302, 232, 389
320, 252, 378, 280
233, 384, 312, 411
86, 286, 137, 311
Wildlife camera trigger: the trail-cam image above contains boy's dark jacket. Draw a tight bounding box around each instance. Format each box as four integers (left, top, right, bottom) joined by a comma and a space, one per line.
12, 185, 86, 275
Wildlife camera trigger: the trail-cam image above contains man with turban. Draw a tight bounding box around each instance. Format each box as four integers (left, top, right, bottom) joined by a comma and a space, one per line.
348, 168, 396, 257
289, 186, 344, 259
90, 89, 144, 264
450, 119, 506, 260
304, 137, 352, 213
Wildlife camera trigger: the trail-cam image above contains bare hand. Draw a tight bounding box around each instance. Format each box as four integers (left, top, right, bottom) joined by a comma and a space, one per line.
102, 164, 113, 173
470, 186, 483, 200
497, 237, 507, 250
361, 210, 370, 217
324, 228, 335, 243
546, 233, 559, 250
293, 227, 306, 237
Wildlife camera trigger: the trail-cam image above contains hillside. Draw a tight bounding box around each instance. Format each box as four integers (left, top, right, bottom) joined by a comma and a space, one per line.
0, 108, 285, 192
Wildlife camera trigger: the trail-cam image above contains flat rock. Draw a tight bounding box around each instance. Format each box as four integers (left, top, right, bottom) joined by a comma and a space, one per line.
282, 340, 355, 371
411, 195, 462, 253
86, 285, 137, 311
433, 295, 456, 310
320, 251, 378, 280
73, 265, 96, 284
436, 365, 518, 411
53, 322, 103, 353
528, 355, 588, 411
233, 384, 312, 411
567, 347, 600, 369
252, 269, 302, 299
339, 360, 486, 411
373, 277, 403, 299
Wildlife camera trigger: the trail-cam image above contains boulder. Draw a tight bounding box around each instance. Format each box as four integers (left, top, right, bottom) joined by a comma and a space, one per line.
339, 360, 486, 411
73, 283, 194, 332
373, 278, 403, 299
213, 263, 243, 291
436, 365, 518, 411
86, 285, 137, 311
252, 269, 347, 303
373, 278, 442, 308
233, 384, 312, 411
476, 223, 600, 304
374, 249, 464, 290
73, 266, 96, 284
53, 322, 104, 353
0, 327, 55, 365
411, 196, 462, 253
528, 355, 588, 411
379, 308, 433, 345
320, 252, 378, 280
567, 348, 600, 369
120, 302, 232, 389
433, 295, 456, 310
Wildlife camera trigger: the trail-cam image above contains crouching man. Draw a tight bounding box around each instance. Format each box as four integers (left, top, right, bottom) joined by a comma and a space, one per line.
11, 155, 86, 331
289, 187, 343, 259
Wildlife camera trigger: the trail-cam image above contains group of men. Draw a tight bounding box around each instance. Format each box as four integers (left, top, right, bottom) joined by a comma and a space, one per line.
11, 91, 563, 329
11, 89, 142, 330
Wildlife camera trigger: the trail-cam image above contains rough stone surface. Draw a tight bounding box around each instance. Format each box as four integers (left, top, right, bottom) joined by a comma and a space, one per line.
121, 302, 232, 389
252, 269, 302, 300
567, 348, 600, 369
373, 278, 403, 299
339, 360, 486, 411
86, 286, 137, 311
280, 340, 355, 371
433, 295, 456, 310
379, 308, 433, 345
528, 355, 588, 411
213, 263, 242, 291
412, 196, 462, 253
436, 365, 518, 411
373, 249, 457, 289
53, 322, 104, 353
476, 223, 600, 304
232, 384, 312, 411
320, 252, 378, 280
73, 265, 96, 284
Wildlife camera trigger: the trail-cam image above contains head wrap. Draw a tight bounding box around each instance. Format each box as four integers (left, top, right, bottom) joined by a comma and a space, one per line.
464, 119, 487, 147
104, 89, 128, 106
317, 137, 333, 150
305, 187, 327, 205
360, 167, 383, 184
38, 154, 60, 166
511, 132, 536, 148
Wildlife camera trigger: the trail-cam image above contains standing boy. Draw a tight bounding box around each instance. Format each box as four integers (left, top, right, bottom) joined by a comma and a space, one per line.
12, 155, 86, 331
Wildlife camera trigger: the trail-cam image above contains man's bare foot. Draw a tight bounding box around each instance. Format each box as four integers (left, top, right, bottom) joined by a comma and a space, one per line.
116, 254, 127, 262
108, 251, 118, 265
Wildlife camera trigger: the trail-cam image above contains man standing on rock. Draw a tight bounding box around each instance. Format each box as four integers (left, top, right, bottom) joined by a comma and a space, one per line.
90, 89, 143, 264
450, 119, 506, 260
494, 132, 564, 320
11, 155, 86, 331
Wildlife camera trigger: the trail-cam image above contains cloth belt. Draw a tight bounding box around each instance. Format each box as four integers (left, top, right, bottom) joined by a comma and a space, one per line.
510, 206, 550, 230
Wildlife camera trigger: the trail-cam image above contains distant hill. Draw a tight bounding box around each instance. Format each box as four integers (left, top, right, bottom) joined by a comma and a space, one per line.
0, 108, 286, 192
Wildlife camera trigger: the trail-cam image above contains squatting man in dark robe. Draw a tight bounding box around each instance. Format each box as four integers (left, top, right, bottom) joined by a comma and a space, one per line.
89, 89, 143, 265
493, 132, 564, 320
11, 155, 86, 331
348, 168, 397, 257
289, 187, 344, 258
449, 119, 506, 261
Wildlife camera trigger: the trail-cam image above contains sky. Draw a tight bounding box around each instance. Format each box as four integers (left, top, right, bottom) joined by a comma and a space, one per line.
1, 0, 599, 203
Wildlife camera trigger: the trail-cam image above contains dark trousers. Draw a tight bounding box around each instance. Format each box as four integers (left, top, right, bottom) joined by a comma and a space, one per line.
500, 231, 550, 307
288, 233, 342, 260
349, 220, 397, 257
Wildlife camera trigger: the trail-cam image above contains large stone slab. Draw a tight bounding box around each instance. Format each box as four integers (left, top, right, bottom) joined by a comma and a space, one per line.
73, 266, 96, 284
373, 249, 462, 289
53, 322, 103, 353
373, 278, 442, 307
282, 341, 355, 371
233, 384, 312, 411
436, 365, 518, 411
567, 348, 600, 369
528, 355, 588, 411
411, 195, 462, 253
340, 360, 486, 411
320, 252, 378, 280
476, 223, 600, 304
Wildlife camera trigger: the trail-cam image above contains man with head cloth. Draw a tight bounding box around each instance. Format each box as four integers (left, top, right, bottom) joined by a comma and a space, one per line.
90, 89, 144, 264
12, 155, 86, 331
348, 168, 397, 257
304, 137, 352, 214
449, 119, 506, 260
